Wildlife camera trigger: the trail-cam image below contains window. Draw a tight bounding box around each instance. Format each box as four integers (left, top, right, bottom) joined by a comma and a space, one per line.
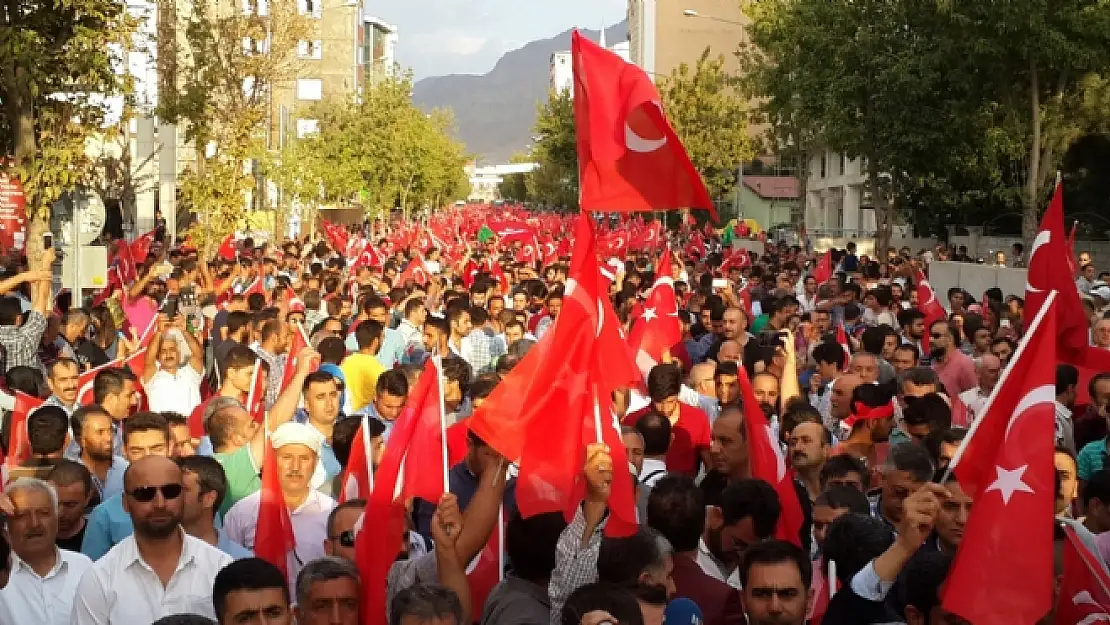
298, 0, 320, 17
296, 119, 319, 138
839, 153, 845, 176
296, 78, 322, 100
241, 0, 267, 15
297, 40, 322, 59
820, 154, 827, 179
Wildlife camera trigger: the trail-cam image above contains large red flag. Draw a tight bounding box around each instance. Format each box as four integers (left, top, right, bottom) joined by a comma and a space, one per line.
811, 251, 833, 285
914, 269, 947, 355
217, 234, 238, 261
5, 392, 45, 468
355, 358, 444, 625
280, 324, 310, 392
941, 292, 1058, 625
1026, 182, 1090, 355
394, 255, 430, 288
736, 367, 804, 547
338, 416, 374, 504
468, 216, 639, 537
627, 250, 681, 375
255, 435, 296, 579
397, 357, 448, 505
245, 359, 265, 424
571, 31, 716, 220
1056, 523, 1110, 624
130, 229, 156, 263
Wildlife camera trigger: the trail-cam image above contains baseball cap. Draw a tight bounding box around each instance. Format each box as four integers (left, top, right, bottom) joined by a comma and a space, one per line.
270, 422, 327, 490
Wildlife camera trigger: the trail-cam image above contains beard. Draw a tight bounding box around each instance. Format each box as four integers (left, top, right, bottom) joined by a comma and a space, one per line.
135, 510, 183, 539
86, 446, 113, 463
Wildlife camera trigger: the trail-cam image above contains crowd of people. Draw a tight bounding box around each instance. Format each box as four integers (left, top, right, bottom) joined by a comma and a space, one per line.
0, 208, 1094, 625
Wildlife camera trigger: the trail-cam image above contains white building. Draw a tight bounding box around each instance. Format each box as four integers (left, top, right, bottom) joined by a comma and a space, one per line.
362, 15, 398, 83
466, 163, 538, 203
804, 149, 877, 237
549, 27, 630, 95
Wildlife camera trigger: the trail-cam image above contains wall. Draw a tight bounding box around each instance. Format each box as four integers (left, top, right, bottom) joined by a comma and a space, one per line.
811, 236, 936, 256
927, 261, 1027, 301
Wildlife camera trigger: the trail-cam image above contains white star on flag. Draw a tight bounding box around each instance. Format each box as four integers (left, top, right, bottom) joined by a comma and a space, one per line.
984, 464, 1034, 504
642, 307, 657, 322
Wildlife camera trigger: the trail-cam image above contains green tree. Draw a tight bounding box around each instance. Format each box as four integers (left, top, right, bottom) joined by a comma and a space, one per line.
527, 89, 578, 210
0, 0, 136, 263
659, 48, 754, 208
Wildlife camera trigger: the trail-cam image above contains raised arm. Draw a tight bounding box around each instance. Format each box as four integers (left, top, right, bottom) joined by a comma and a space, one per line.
249, 346, 319, 461
176, 313, 205, 373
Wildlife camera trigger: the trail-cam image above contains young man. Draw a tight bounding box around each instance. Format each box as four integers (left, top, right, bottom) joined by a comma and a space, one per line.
212, 558, 293, 625
46, 460, 95, 552
179, 455, 251, 559
339, 320, 384, 413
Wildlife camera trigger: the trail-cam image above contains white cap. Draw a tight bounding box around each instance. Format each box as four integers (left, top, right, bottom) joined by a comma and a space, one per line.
271, 422, 327, 490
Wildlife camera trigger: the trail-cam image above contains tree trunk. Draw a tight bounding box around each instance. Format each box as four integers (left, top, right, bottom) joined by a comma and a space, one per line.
870, 159, 891, 260
1023, 59, 1041, 244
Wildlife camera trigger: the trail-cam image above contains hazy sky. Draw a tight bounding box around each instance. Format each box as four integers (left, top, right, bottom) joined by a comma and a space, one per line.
374, 0, 626, 80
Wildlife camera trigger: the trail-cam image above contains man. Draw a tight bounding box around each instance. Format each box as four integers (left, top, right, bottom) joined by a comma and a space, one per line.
897, 309, 927, 359
463, 306, 507, 375
165, 413, 197, 458
56, 309, 91, 369
340, 320, 384, 413
73, 455, 233, 623
94, 368, 139, 435
958, 354, 1001, 423
1079, 263, 1097, 293
481, 511, 567, 625
929, 320, 976, 396
212, 557, 293, 625
812, 486, 870, 555
826, 373, 863, 437
715, 361, 740, 408
809, 341, 846, 417
739, 540, 811, 625
990, 336, 1016, 366
397, 297, 427, 358
620, 427, 644, 477
635, 411, 671, 488
709, 479, 782, 586
47, 460, 94, 552
80, 411, 175, 559
349, 295, 406, 369
178, 455, 252, 559
751, 371, 781, 417
70, 405, 128, 504
323, 499, 365, 562
930, 475, 972, 555
789, 421, 829, 501
393, 585, 465, 625
0, 477, 93, 625
224, 422, 337, 594
143, 313, 205, 416
252, 319, 289, 410
22, 404, 70, 476
1057, 364, 1079, 455
872, 443, 934, 533
297, 371, 343, 480
0, 260, 55, 371
294, 557, 363, 625
44, 357, 81, 415
849, 352, 880, 385
623, 364, 711, 477
413, 429, 512, 539
819, 454, 869, 493
355, 369, 408, 441
646, 476, 743, 625
890, 344, 919, 375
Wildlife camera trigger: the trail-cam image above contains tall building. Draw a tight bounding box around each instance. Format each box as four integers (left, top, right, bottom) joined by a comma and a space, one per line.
549, 28, 632, 95
627, 0, 748, 80
804, 150, 877, 236
361, 15, 398, 87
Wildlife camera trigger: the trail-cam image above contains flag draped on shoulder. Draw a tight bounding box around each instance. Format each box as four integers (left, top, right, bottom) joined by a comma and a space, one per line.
255, 434, 296, 578
571, 31, 716, 220
941, 291, 1058, 625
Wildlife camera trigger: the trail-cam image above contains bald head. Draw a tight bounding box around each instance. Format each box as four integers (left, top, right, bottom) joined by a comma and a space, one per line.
124, 454, 182, 492
690, 362, 717, 395
123, 455, 185, 539
975, 353, 1003, 394
718, 340, 742, 363
975, 353, 1001, 372
830, 373, 864, 420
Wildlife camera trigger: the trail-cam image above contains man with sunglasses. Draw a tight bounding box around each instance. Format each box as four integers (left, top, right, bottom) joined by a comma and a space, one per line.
72, 454, 234, 624
323, 498, 365, 562
927, 320, 976, 397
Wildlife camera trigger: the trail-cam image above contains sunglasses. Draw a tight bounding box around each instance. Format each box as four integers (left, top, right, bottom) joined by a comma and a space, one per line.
930, 333, 945, 339
128, 483, 183, 502
330, 529, 356, 548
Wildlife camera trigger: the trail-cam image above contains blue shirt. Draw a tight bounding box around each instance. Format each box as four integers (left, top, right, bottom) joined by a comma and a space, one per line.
353, 403, 393, 442
345, 325, 407, 369
81, 493, 132, 560
412, 461, 517, 540
218, 528, 254, 559
293, 410, 342, 481
79, 455, 129, 504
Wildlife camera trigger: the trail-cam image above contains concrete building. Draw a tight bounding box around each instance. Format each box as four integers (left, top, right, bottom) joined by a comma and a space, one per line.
361, 15, 398, 87
735, 176, 800, 230
627, 0, 748, 80
466, 163, 539, 203
804, 149, 877, 237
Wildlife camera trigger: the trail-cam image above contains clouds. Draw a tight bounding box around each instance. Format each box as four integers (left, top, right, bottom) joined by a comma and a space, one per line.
382, 0, 626, 79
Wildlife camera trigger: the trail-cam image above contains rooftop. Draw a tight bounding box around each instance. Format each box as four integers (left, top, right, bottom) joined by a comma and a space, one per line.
743, 176, 799, 200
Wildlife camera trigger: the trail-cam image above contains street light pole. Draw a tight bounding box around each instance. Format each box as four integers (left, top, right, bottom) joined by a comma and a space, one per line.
682, 9, 746, 27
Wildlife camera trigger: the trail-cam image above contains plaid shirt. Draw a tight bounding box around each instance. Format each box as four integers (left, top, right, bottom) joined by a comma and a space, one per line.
459, 328, 505, 376
548, 506, 607, 625
255, 348, 286, 410
0, 311, 46, 372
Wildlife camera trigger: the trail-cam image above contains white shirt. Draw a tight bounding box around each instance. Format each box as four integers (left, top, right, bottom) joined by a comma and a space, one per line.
223, 489, 336, 596
2, 548, 92, 625
639, 458, 667, 487
71, 530, 233, 624
144, 364, 203, 415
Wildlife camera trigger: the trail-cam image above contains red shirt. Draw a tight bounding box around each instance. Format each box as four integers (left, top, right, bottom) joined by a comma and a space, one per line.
624, 402, 711, 476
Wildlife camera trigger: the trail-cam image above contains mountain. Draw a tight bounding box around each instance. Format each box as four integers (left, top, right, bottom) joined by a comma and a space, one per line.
413, 22, 628, 164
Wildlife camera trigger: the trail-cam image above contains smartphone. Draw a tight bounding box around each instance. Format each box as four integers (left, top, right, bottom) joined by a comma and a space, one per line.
712, 278, 728, 289
162, 294, 179, 319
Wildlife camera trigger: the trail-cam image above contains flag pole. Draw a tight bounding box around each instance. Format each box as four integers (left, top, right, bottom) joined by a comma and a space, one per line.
246, 358, 262, 416
435, 355, 450, 491
592, 389, 604, 443
361, 414, 375, 491
497, 503, 505, 582
942, 289, 1057, 481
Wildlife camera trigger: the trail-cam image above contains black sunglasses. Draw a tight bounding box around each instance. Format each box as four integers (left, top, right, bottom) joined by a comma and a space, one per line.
330, 529, 356, 548
128, 483, 184, 502
930, 333, 945, 339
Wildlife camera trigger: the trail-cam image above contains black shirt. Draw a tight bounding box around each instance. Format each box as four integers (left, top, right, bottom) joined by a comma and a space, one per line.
56, 520, 86, 553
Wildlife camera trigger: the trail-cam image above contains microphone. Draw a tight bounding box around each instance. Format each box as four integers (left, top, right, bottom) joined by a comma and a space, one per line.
663, 597, 703, 625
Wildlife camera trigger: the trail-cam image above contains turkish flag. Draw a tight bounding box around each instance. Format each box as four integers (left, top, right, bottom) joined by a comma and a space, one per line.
109, 239, 138, 284
627, 250, 681, 375
255, 436, 296, 579
736, 367, 804, 547
217, 234, 238, 261
76, 348, 149, 408
1056, 523, 1110, 625
349, 241, 384, 271
835, 321, 851, 372
394, 256, 429, 288
914, 269, 947, 355
244, 359, 266, 424
130, 230, 156, 264
5, 392, 45, 468
321, 220, 349, 254
629, 221, 662, 252
355, 358, 445, 625
468, 216, 639, 537
280, 324, 311, 392
516, 238, 539, 265
684, 234, 706, 261
397, 357, 448, 505
466, 514, 504, 619
572, 31, 716, 220
941, 293, 1058, 625
812, 251, 833, 285
338, 416, 375, 503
